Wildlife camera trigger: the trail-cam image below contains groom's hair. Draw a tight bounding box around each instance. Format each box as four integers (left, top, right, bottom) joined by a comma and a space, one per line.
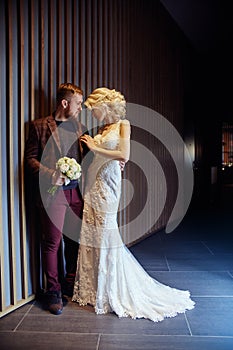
56, 83, 83, 105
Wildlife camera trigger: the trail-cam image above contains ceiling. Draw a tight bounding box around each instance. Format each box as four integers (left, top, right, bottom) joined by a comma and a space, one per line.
160, 0, 233, 55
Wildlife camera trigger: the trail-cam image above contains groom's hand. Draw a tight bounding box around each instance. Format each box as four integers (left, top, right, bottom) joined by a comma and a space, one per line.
51, 171, 65, 186
119, 161, 126, 171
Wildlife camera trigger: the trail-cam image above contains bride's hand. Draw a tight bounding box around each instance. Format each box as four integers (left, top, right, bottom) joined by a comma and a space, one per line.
80, 135, 97, 151
119, 161, 126, 171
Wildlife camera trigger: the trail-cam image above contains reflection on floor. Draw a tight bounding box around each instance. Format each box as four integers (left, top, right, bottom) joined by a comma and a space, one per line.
1, 185, 233, 349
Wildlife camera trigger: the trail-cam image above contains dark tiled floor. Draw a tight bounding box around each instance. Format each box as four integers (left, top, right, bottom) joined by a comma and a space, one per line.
1, 185, 233, 349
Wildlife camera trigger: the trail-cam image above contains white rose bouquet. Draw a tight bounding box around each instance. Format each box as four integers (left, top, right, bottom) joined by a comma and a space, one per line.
48, 157, 82, 195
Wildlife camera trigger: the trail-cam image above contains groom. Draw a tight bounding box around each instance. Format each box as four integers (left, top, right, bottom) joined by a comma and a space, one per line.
25, 83, 90, 315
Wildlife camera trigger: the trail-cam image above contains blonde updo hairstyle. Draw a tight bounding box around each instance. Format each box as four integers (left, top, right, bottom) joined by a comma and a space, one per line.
84, 87, 126, 123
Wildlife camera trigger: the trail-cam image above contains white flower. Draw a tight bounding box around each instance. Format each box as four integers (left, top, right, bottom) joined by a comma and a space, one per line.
70, 164, 78, 172
48, 157, 82, 195
57, 157, 82, 179
66, 169, 75, 179
56, 157, 82, 180
56, 158, 66, 166
66, 158, 74, 165
59, 163, 70, 173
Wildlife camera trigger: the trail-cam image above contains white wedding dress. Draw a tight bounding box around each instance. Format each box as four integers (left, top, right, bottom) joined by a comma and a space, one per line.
72, 121, 195, 322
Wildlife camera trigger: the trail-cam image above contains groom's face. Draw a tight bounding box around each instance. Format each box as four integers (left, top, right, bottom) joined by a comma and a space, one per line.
64, 93, 83, 120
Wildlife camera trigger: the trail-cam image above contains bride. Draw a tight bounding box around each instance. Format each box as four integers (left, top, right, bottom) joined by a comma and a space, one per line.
72, 87, 195, 322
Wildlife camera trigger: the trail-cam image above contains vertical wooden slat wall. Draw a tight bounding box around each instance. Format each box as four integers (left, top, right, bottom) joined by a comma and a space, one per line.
0, 0, 6, 314
0, 0, 192, 317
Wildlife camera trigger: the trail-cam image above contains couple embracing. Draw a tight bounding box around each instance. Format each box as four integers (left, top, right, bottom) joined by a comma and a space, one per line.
25, 83, 194, 322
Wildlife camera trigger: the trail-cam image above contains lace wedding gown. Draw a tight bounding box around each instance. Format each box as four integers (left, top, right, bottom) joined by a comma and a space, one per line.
72, 121, 195, 322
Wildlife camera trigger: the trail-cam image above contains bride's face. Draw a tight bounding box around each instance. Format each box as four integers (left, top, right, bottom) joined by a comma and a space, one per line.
92, 107, 105, 122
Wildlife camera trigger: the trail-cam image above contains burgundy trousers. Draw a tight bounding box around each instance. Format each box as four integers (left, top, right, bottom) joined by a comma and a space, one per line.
40, 187, 83, 292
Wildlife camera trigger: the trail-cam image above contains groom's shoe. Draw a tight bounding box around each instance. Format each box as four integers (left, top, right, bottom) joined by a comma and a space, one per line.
45, 291, 63, 315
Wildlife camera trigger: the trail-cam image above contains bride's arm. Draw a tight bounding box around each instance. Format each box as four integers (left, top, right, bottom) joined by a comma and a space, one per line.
81, 120, 131, 162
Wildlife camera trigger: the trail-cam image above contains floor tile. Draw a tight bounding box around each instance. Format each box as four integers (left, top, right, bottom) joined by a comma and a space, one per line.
0, 314, 25, 331
148, 271, 233, 296
16, 312, 190, 335
167, 256, 233, 271
133, 239, 211, 255
134, 259, 169, 271
0, 331, 99, 350
99, 334, 233, 350
187, 297, 233, 336
165, 252, 214, 260
203, 241, 233, 254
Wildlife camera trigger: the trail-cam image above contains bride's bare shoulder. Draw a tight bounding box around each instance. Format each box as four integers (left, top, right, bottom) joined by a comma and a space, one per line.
120, 119, 130, 126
